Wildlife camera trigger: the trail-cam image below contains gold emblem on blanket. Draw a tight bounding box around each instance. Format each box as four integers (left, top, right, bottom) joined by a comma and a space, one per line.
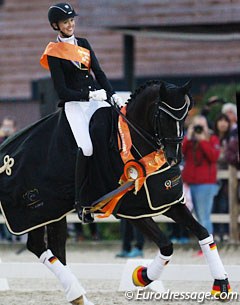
164, 180, 172, 190
0, 155, 15, 176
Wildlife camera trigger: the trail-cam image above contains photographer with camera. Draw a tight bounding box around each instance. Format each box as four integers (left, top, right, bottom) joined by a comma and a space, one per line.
182, 115, 220, 236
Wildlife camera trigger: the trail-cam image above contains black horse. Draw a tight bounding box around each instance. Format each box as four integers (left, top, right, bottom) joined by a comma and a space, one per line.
0, 80, 230, 304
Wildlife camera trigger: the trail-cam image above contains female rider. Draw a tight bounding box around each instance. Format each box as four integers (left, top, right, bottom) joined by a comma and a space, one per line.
30, 3, 124, 305
41, 2, 125, 221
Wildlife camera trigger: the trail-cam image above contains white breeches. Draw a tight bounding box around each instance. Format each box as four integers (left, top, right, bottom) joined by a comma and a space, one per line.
64, 99, 110, 156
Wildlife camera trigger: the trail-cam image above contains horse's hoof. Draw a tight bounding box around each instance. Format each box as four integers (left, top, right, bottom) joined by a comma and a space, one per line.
71, 296, 84, 305
71, 295, 94, 305
211, 278, 232, 301
132, 266, 152, 287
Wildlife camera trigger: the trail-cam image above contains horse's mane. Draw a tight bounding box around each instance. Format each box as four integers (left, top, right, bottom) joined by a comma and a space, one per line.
127, 80, 161, 106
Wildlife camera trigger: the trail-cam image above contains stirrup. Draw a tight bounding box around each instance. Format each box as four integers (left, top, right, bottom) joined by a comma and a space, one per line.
132, 266, 152, 287
75, 205, 94, 224
211, 278, 232, 301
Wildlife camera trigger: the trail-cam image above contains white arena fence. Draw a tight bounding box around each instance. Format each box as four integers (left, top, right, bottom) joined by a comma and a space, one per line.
0, 261, 239, 293
0, 262, 239, 282
0, 213, 239, 225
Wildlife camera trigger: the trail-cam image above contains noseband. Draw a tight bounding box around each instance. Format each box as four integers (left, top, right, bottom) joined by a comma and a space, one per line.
153, 94, 190, 148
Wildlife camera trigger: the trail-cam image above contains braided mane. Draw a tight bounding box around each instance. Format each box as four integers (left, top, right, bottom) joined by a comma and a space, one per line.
127, 80, 161, 106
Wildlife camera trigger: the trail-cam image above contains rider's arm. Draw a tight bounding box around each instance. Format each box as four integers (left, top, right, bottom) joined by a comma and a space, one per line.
83, 39, 115, 96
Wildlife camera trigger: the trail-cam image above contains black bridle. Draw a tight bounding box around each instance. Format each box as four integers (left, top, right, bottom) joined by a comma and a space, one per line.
108, 98, 161, 152
108, 95, 187, 154
153, 98, 185, 147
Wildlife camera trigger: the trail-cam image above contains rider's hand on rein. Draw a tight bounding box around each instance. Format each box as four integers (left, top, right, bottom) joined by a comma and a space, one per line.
111, 93, 126, 108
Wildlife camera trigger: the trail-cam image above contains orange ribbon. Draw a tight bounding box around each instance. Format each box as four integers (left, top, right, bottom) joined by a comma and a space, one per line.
40, 42, 91, 70
95, 106, 167, 218
97, 185, 133, 218
118, 107, 166, 176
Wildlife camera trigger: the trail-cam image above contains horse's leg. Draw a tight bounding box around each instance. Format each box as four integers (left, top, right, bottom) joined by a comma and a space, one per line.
164, 204, 231, 298
26, 226, 46, 257
27, 219, 93, 305
163, 203, 209, 240
129, 217, 173, 286
47, 217, 67, 264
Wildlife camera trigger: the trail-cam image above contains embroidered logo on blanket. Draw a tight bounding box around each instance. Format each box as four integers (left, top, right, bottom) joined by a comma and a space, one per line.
23, 188, 43, 209
164, 175, 181, 190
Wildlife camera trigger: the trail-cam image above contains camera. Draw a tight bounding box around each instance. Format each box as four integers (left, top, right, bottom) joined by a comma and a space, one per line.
193, 125, 203, 134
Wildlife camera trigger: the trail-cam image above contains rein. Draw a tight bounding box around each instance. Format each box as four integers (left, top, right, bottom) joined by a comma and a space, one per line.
107, 99, 161, 152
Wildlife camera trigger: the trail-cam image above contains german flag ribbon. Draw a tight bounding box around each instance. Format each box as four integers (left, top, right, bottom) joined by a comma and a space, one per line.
40, 42, 90, 70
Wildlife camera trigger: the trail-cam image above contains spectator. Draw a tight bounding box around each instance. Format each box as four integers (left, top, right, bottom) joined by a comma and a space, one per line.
222, 103, 238, 136
222, 103, 239, 168
116, 219, 144, 258
182, 115, 220, 235
212, 114, 231, 241
225, 135, 239, 169
201, 96, 226, 129
0, 116, 17, 143
214, 114, 231, 167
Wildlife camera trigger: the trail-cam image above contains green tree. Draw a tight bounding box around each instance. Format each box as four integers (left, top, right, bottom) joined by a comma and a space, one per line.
200, 83, 239, 123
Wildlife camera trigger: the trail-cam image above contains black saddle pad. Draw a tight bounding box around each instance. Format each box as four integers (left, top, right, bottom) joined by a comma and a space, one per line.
116, 165, 184, 218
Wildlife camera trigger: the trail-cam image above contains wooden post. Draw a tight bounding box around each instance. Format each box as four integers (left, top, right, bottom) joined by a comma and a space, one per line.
123, 34, 135, 92
228, 165, 239, 242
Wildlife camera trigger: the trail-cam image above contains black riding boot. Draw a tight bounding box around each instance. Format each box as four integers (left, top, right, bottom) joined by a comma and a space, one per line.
74, 148, 94, 223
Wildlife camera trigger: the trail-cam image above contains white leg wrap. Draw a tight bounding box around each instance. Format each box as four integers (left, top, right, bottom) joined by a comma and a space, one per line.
199, 235, 228, 280
147, 251, 172, 281
40, 249, 85, 302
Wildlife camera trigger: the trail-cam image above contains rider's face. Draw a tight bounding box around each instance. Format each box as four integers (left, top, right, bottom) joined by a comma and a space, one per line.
58, 18, 75, 37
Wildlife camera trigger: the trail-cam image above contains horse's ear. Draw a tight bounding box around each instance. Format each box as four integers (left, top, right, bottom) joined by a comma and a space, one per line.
181, 80, 192, 94
159, 82, 168, 100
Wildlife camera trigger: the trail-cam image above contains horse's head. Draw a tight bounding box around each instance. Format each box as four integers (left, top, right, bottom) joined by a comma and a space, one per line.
127, 80, 193, 165
155, 81, 193, 165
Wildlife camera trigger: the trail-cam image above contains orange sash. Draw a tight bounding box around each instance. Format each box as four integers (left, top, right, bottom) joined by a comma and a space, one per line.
40, 42, 91, 70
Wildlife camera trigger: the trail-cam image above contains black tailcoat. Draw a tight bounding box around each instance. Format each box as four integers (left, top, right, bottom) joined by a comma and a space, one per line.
47, 37, 115, 106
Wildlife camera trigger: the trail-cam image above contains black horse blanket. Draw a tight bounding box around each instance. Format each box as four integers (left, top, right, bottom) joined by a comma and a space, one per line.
0, 107, 184, 234
0, 108, 122, 234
